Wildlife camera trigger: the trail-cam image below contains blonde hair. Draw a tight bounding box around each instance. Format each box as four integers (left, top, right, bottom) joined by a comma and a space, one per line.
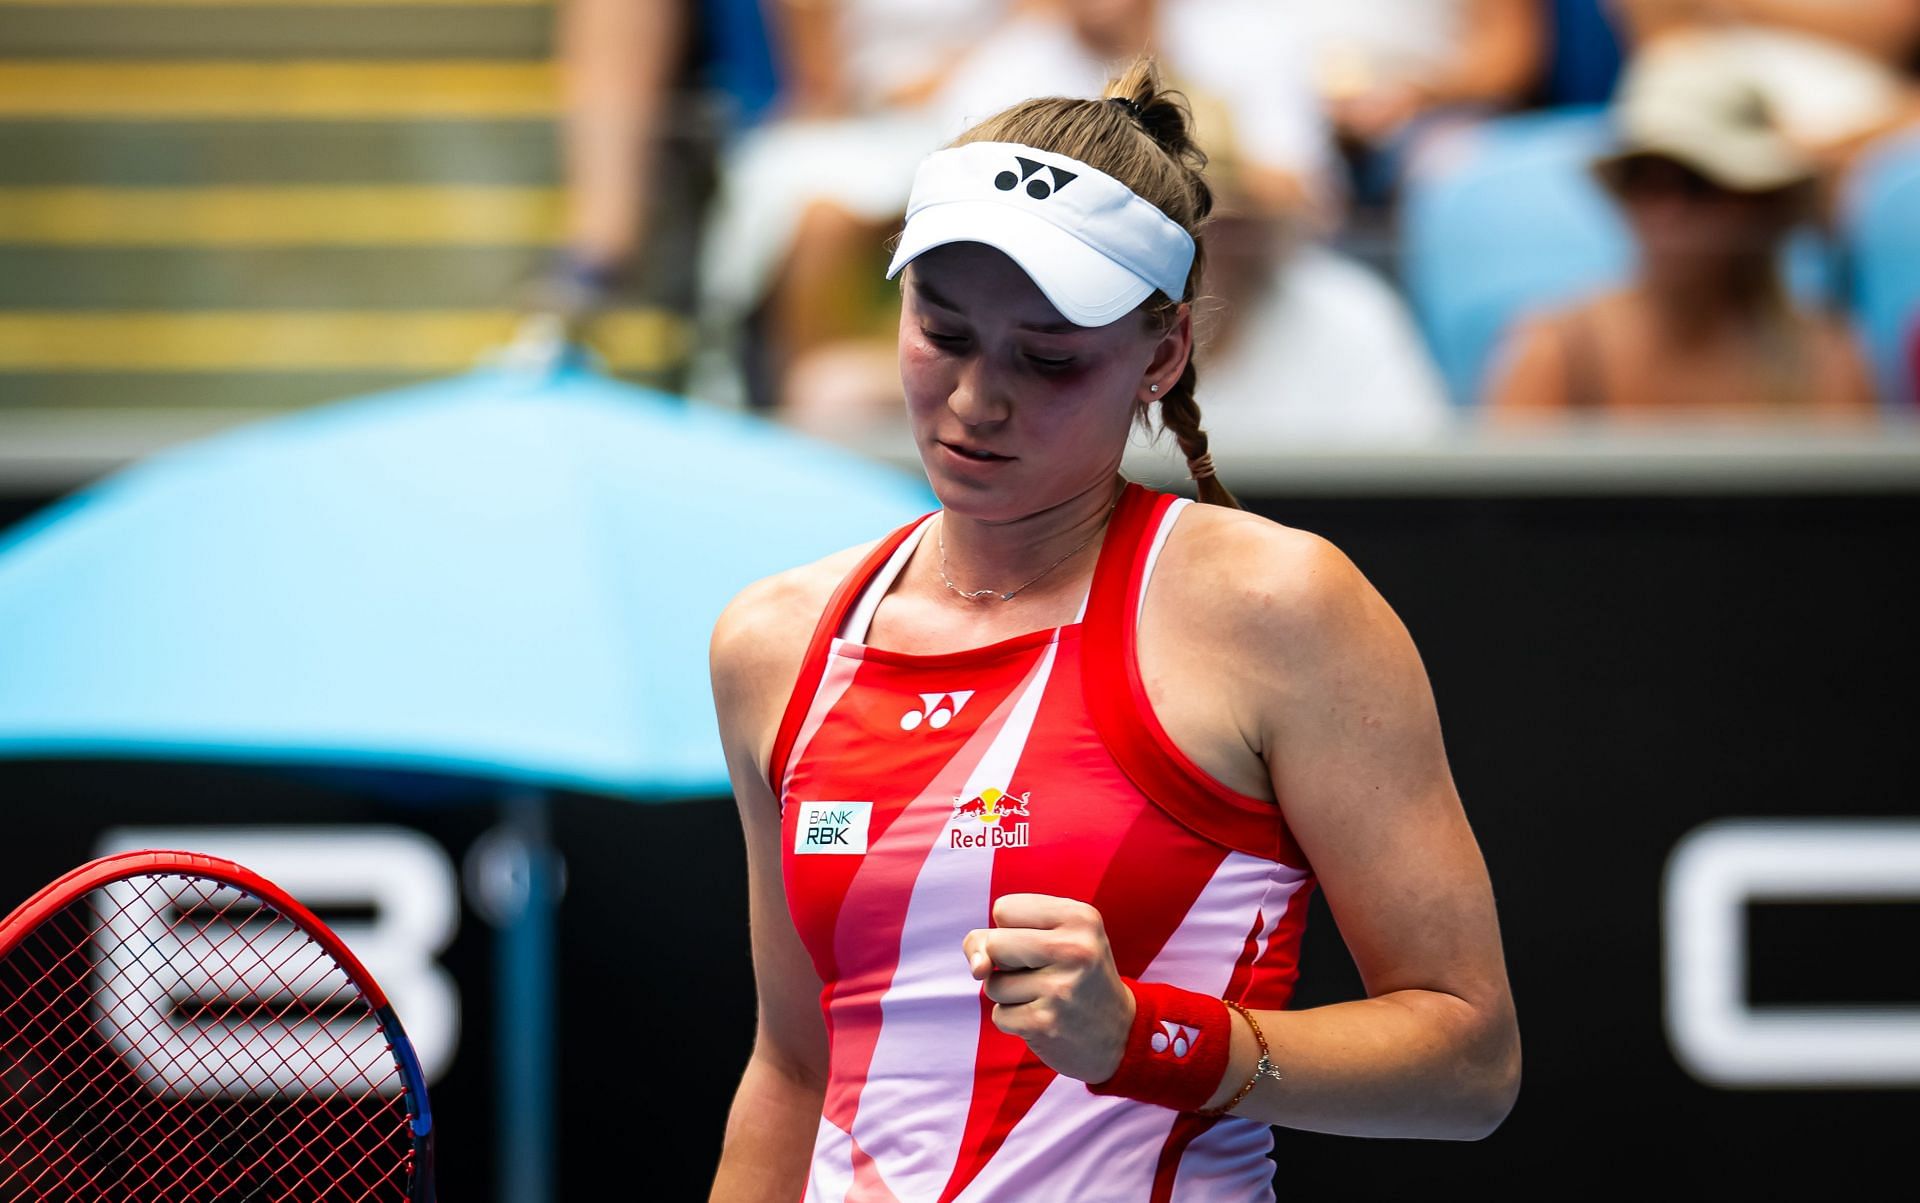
935, 55, 1240, 509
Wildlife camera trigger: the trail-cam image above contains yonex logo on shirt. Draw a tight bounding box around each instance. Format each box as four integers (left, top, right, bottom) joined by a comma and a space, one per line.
901, 691, 975, 732
794, 800, 872, 855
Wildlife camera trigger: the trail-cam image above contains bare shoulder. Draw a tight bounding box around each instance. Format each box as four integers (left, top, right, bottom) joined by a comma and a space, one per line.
709, 536, 891, 792
1135, 501, 1386, 795
709, 537, 880, 717
1159, 502, 1453, 828
1159, 501, 1377, 652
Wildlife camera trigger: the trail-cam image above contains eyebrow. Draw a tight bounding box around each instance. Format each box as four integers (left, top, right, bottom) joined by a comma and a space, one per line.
913, 277, 1083, 334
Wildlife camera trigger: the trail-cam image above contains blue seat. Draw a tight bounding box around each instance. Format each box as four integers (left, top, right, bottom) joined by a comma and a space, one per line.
1402, 107, 1630, 405
1843, 130, 1920, 408
699, 0, 782, 127
1404, 106, 1840, 406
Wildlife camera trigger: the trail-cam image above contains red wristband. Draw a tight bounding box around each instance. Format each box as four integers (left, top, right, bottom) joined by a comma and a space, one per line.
1085, 978, 1231, 1112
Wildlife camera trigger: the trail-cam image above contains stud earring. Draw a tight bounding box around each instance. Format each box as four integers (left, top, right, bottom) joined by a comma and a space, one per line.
1149, 384, 1160, 393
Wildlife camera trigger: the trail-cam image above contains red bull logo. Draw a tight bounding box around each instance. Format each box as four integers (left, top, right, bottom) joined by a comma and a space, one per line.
951, 786, 1030, 824
950, 787, 1032, 850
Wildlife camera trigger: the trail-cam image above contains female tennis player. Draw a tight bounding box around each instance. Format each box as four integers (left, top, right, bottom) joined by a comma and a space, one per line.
707, 57, 1520, 1203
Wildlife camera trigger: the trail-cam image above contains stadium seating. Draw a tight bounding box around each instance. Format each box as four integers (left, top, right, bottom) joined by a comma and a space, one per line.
1402, 107, 1629, 405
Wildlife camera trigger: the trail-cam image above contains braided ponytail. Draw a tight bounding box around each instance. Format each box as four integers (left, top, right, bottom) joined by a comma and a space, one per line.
948, 54, 1242, 509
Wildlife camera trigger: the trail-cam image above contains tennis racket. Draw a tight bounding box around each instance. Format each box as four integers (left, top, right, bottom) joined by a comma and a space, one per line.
0, 850, 436, 1201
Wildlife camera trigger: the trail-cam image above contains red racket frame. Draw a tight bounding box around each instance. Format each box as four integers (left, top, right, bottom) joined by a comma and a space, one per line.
0, 849, 437, 1202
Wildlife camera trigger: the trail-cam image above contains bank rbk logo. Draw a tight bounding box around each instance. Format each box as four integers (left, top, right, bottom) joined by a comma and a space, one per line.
794, 801, 872, 856
995, 156, 1078, 200
900, 691, 974, 732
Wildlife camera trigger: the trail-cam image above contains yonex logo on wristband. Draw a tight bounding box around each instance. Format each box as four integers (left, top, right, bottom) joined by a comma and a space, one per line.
995, 156, 1078, 200
1088, 980, 1231, 1111
1151, 1021, 1201, 1059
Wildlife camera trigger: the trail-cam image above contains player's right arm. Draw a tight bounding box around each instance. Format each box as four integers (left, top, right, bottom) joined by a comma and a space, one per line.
706, 550, 868, 1201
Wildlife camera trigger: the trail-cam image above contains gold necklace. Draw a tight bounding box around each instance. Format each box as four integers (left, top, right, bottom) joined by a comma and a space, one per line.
936, 480, 1125, 603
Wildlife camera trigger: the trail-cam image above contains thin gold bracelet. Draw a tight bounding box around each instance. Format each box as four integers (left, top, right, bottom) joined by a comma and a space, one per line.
1195, 999, 1283, 1117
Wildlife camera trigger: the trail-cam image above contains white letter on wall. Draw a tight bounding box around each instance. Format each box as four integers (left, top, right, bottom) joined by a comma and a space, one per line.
96, 825, 461, 1086
1664, 819, 1920, 1087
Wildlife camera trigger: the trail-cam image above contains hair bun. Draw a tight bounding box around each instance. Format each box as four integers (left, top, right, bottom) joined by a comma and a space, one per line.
1102, 56, 1212, 225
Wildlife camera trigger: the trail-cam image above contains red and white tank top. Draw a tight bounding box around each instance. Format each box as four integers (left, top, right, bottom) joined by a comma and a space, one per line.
770, 481, 1317, 1203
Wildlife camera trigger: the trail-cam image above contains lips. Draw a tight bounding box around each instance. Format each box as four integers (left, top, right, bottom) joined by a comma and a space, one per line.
941, 440, 1013, 462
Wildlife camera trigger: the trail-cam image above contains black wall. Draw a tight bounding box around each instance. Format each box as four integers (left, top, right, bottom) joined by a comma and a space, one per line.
3, 489, 1915, 1199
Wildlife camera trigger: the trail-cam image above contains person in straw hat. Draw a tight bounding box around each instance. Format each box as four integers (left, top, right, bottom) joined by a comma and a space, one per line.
1486, 39, 1878, 419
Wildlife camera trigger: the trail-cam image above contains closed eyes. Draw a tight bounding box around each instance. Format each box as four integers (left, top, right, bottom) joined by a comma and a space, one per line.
922, 329, 1074, 372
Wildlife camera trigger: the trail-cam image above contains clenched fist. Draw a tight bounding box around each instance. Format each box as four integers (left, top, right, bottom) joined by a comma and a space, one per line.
961, 893, 1136, 1084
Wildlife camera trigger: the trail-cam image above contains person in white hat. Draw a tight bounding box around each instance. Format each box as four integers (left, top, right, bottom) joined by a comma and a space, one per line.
1613, 0, 1920, 172
708, 55, 1520, 1203
1486, 42, 1878, 419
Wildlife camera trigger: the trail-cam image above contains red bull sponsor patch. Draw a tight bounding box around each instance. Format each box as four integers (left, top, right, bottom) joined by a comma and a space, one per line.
950, 787, 1032, 849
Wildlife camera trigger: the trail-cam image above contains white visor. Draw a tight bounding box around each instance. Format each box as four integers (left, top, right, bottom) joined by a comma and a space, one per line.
885, 140, 1196, 327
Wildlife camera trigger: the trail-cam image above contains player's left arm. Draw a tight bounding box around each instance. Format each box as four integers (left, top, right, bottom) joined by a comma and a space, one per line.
1202, 524, 1521, 1139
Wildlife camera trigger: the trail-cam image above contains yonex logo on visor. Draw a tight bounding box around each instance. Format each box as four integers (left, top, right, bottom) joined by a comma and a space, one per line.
996, 157, 1078, 200
885, 140, 1196, 328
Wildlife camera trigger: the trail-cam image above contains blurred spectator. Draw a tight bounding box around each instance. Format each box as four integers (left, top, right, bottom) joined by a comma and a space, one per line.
1194, 239, 1451, 445
1617, 0, 1920, 64
952, 0, 1450, 443
932, 0, 1341, 222
1485, 44, 1877, 420
557, 0, 686, 300
692, 0, 1013, 412
1613, 1, 1920, 175
1290, 0, 1547, 204
759, 0, 1448, 442
550, 0, 781, 323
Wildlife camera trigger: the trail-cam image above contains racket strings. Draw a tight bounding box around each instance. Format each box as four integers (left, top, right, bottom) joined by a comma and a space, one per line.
4, 878, 405, 1197
5, 889, 316, 1196
3, 895, 289, 1199
0, 874, 415, 1201
5, 907, 170, 1194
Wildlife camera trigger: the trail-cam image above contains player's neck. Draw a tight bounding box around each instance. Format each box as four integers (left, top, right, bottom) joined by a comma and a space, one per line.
929, 475, 1126, 606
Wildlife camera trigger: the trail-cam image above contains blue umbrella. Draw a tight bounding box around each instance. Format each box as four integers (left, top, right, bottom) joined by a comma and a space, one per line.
0, 360, 933, 793
0, 358, 935, 1202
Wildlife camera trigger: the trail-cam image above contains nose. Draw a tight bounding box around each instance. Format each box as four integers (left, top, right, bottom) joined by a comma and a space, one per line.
947, 354, 1011, 427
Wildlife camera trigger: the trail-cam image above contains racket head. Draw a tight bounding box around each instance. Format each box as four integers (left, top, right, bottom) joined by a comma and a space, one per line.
0, 849, 436, 1202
